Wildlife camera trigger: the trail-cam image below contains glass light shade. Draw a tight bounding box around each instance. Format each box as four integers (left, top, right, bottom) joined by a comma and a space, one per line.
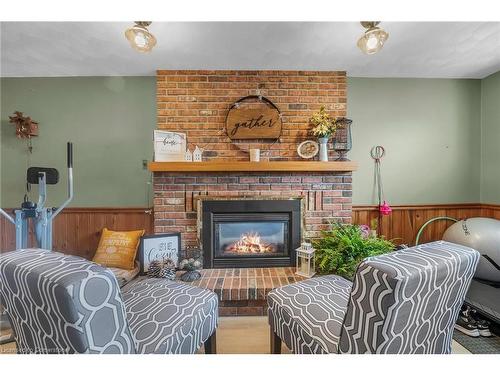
125, 24, 157, 52
357, 28, 389, 55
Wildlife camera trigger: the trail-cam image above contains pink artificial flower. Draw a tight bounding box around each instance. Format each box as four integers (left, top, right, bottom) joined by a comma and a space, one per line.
359, 224, 370, 238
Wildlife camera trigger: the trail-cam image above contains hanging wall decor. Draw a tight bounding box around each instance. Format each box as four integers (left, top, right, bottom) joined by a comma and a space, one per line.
371, 145, 392, 234
225, 95, 282, 140
9, 111, 39, 139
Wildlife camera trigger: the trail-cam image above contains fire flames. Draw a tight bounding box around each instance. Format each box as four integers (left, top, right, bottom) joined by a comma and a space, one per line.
225, 232, 276, 254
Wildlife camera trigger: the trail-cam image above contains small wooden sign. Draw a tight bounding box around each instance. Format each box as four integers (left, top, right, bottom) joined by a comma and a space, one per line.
226, 100, 282, 140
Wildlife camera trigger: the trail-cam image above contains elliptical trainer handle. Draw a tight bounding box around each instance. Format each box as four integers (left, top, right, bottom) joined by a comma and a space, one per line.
67, 142, 73, 168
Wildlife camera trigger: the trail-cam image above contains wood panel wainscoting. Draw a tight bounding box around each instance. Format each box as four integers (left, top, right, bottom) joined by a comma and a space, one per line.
353, 203, 494, 245
1, 204, 499, 257
0, 207, 153, 259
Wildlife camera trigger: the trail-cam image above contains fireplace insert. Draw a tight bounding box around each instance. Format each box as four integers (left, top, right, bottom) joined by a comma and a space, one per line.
201, 199, 301, 268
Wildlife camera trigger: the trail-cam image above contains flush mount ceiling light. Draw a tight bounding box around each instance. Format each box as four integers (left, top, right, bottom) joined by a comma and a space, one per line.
125, 21, 157, 53
357, 21, 389, 55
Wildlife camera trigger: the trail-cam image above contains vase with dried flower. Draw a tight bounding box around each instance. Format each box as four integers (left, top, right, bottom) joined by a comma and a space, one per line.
310, 106, 336, 161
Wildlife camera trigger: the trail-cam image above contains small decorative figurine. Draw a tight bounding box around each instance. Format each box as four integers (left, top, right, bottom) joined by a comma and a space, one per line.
193, 146, 203, 162
185, 149, 193, 162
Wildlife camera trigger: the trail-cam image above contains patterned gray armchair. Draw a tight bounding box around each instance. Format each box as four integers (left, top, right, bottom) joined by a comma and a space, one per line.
268, 241, 480, 354
0, 249, 218, 354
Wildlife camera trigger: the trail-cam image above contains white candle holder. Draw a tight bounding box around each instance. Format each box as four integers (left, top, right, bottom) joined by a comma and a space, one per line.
249, 149, 260, 162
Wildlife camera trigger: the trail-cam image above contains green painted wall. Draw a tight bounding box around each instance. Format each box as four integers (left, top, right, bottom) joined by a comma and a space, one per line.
1, 77, 155, 207
0, 76, 486, 207
348, 77, 482, 205
480, 71, 500, 204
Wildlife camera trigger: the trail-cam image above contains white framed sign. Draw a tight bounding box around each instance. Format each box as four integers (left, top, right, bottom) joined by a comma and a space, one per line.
154, 130, 187, 161
138, 233, 181, 275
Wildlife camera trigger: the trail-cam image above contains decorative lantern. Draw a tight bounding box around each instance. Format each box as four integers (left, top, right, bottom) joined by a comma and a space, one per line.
295, 242, 316, 278
333, 118, 352, 161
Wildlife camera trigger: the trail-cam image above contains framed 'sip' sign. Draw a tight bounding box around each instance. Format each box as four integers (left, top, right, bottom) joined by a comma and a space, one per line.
225, 95, 282, 140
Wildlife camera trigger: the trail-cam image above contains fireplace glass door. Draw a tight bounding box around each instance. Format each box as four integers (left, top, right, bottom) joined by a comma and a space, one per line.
202, 199, 301, 268
214, 215, 289, 258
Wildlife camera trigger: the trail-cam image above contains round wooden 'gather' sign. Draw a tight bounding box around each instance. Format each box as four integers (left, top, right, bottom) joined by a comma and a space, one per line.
225, 95, 282, 140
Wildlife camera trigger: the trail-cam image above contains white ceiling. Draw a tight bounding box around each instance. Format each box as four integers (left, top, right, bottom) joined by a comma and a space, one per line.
1, 22, 499, 78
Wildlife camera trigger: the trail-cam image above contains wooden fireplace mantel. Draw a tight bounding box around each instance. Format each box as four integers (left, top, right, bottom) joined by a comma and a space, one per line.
148, 161, 358, 173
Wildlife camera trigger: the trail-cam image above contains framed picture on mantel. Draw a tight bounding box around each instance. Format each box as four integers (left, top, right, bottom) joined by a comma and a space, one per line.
154, 130, 187, 161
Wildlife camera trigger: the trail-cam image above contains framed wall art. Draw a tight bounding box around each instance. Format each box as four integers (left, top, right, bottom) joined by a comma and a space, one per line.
138, 233, 181, 274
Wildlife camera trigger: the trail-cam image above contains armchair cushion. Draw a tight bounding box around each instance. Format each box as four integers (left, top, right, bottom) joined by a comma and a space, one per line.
108, 261, 140, 288
121, 278, 218, 354
267, 275, 352, 354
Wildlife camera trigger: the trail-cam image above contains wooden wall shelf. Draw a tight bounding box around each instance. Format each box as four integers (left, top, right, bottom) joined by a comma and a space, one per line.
148, 161, 358, 172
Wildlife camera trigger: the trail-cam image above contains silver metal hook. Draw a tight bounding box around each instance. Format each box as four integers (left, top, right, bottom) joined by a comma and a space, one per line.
370, 145, 385, 161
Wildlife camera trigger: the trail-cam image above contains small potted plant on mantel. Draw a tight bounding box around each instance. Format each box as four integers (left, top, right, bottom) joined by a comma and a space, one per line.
310, 106, 337, 161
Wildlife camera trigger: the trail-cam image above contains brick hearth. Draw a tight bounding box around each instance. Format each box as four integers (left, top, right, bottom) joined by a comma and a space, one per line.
182, 267, 306, 316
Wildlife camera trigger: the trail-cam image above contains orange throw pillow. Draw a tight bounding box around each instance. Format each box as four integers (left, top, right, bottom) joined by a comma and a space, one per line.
93, 228, 145, 270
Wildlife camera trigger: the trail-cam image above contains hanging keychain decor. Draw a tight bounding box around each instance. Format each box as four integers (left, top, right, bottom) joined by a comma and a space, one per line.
371, 146, 392, 233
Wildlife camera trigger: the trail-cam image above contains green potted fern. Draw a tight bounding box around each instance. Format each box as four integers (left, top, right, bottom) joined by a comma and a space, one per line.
312, 223, 394, 280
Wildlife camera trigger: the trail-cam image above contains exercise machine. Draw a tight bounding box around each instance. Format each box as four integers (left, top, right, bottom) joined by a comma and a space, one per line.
443, 218, 500, 329
0, 142, 73, 250
0, 142, 73, 344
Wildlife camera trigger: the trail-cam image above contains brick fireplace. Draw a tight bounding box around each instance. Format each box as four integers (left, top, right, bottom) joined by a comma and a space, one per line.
152, 70, 353, 315
153, 171, 353, 253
